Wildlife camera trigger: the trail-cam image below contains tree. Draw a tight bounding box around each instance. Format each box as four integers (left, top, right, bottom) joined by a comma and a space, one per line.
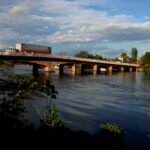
141, 52, 150, 64
131, 47, 138, 62
75, 51, 103, 60
75, 51, 91, 58
0, 72, 61, 131
120, 52, 129, 62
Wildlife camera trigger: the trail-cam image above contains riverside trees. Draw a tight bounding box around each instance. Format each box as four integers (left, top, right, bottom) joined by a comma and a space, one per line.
0, 71, 62, 132
141, 52, 150, 64
131, 47, 138, 62
75, 51, 103, 60
141, 52, 150, 71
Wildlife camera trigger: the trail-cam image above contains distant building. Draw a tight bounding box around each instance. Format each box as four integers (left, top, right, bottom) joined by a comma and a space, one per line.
118, 57, 123, 62
135, 60, 144, 65
4, 47, 19, 55
16, 43, 51, 54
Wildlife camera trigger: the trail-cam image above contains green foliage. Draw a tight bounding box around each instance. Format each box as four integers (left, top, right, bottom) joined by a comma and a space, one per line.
131, 47, 138, 62
0, 71, 34, 91
121, 52, 128, 58
148, 134, 150, 138
0, 72, 63, 133
75, 51, 103, 60
100, 123, 126, 136
29, 81, 39, 90
0, 95, 25, 118
0, 73, 33, 119
141, 52, 150, 64
120, 52, 130, 62
45, 104, 63, 128
39, 80, 58, 105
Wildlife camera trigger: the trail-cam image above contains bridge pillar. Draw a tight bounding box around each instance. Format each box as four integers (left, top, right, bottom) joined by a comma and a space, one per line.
120, 66, 124, 72
72, 64, 78, 75
43, 66, 51, 72
59, 65, 64, 75
107, 65, 113, 73
129, 67, 133, 72
33, 64, 39, 76
92, 64, 98, 75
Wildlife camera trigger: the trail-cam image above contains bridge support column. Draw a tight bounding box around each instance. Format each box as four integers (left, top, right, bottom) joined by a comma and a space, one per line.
120, 66, 124, 72
43, 66, 51, 72
72, 64, 78, 75
129, 67, 133, 72
92, 64, 98, 75
59, 65, 64, 75
33, 64, 39, 76
107, 65, 113, 73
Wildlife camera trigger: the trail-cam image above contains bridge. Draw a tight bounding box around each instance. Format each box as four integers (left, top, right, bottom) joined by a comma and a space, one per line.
0, 52, 139, 76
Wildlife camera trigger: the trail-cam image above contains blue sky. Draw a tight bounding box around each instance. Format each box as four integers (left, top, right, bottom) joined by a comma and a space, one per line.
0, 0, 150, 57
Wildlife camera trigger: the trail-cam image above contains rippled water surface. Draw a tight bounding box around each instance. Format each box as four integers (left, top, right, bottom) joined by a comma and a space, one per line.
2, 65, 150, 149
28, 70, 150, 149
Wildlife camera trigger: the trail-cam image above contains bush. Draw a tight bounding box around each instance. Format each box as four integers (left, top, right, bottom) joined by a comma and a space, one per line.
45, 104, 63, 128
100, 123, 126, 136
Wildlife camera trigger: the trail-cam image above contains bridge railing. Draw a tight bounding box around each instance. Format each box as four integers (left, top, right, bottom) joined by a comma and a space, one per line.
0, 52, 139, 67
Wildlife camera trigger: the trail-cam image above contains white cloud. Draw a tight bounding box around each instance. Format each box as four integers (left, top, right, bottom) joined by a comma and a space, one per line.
9, 5, 29, 15
0, 0, 150, 56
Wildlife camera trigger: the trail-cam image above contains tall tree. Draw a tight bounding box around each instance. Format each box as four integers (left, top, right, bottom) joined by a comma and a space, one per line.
75, 51, 91, 58
131, 47, 138, 62
120, 52, 129, 62
141, 52, 150, 64
75, 51, 104, 60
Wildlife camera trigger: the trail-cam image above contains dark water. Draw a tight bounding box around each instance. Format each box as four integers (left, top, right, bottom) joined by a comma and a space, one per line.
2, 65, 150, 149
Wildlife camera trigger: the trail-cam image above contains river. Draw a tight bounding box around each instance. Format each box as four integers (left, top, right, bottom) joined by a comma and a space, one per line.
2, 65, 150, 149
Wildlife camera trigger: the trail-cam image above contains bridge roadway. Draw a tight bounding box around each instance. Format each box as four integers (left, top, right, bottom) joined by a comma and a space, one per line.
0, 52, 138, 66
0, 52, 139, 75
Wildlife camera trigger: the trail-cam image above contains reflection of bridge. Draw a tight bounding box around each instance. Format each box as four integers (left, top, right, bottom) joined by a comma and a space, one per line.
0, 53, 139, 76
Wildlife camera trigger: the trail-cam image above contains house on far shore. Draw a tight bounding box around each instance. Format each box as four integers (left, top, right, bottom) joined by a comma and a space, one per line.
135, 60, 144, 65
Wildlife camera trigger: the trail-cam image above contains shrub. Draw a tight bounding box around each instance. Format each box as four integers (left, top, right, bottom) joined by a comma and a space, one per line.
45, 104, 63, 128
100, 123, 126, 136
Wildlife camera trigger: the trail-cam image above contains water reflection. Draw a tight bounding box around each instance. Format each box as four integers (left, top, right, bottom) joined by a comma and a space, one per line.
4, 65, 150, 150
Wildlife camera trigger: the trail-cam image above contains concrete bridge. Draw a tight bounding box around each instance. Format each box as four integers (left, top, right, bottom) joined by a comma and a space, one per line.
0, 52, 139, 76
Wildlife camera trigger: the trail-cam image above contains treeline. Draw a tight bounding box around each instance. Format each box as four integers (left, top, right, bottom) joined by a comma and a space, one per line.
75, 49, 150, 66
141, 52, 150, 64
75, 48, 139, 62
141, 52, 150, 71
75, 51, 113, 60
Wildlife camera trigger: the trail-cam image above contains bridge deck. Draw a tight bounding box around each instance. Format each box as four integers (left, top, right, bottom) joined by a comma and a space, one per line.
0, 53, 139, 67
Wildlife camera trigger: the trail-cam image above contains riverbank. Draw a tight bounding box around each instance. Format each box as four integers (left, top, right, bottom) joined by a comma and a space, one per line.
0, 75, 124, 149
139, 64, 150, 72
0, 115, 125, 149
0, 70, 150, 149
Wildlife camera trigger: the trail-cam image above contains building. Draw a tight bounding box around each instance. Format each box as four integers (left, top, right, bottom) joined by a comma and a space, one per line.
16, 43, 51, 54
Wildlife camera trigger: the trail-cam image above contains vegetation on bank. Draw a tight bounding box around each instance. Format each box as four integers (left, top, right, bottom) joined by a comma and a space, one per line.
75, 51, 105, 60
75, 47, 139, 63
0, 73, 127, 149
100, 123, 126, 136
75, 49, 150, 72
140, 52, 150, 71
0, 72, 150, 148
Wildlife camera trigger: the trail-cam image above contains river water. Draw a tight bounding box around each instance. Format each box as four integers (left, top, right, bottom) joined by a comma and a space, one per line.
2, 65, 150, 149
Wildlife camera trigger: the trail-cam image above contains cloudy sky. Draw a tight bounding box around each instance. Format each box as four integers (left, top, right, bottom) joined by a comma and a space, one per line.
0, 0, 150, 57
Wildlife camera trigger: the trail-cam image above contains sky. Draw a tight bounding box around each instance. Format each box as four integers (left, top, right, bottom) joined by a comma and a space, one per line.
0, 0, 150, 57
